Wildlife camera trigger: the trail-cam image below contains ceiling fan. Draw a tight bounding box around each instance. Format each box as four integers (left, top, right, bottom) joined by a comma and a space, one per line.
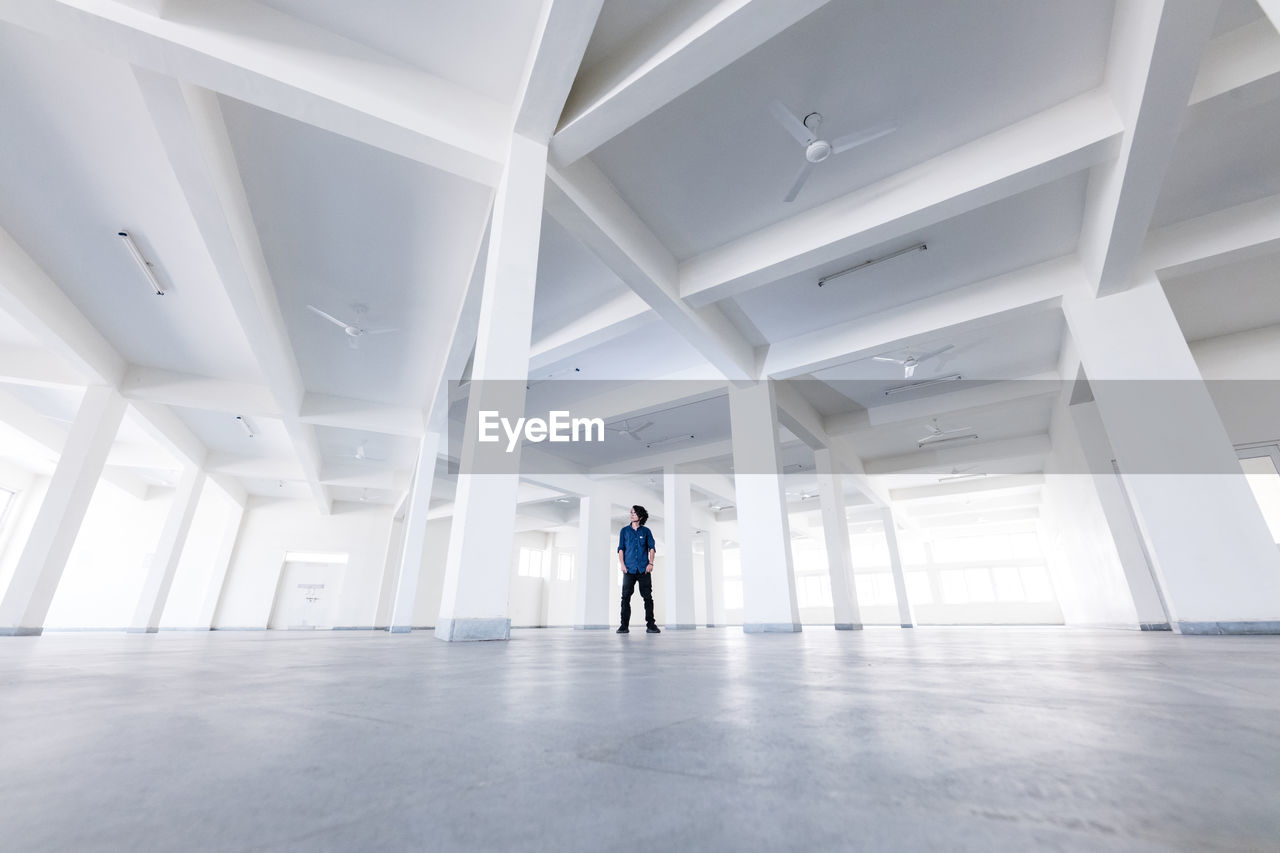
605, 419, 654, 441
333, 442, 386, 463
307, 304, 396, 349
769, 100, 895, 202
874, 344, 954, 378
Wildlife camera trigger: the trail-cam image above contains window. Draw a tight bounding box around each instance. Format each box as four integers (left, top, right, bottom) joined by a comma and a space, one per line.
990, 566, 1025, 602
724, 578, 743, 610
904, 571, 932, 604
1238, 447, 1280, 544
1019, 566, 1054, 602
0, 486, 15, 531
796, 574, 831, 608
854, 573, 897, 607
517, 547, 547, 578
556, 552, 574, 581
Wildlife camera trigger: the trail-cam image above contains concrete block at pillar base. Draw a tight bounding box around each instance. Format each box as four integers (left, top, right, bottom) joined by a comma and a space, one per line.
665, 624, 697, 630
435, 618, 510, 642
834, 623, 863, 631
900, 624, 914, 629
388, 626, 412, 634
1139, 622, 1172, 632
0, 627, 42, 636
1177, 620, 1280, 635
124, 627, 158, 634
742, 622, 802, 633
573, 624, 609, 630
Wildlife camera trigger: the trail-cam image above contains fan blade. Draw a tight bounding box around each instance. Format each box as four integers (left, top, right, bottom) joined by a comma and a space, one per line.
904, 362, 916, 379
872, 356, 905, 364
783, 161, 815, 202
916, 344, 955, 362
769, 100, 812, 146
364, 327, 398, 335
307, 305, 352, 330
831, 123, 895, 154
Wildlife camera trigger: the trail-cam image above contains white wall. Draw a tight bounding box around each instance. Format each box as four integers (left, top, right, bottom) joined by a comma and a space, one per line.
44, 479, 170, 629
214, 497, 395, 629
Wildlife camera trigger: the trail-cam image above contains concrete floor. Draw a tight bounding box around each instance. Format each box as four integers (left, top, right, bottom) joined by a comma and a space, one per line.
2, 628, 1278, 852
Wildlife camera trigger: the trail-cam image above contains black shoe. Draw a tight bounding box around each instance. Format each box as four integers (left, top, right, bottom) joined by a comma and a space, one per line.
616, 626, 629, 634
647, 625, 661, 634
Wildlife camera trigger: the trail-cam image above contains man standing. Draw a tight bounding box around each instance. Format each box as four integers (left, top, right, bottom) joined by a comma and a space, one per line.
617, 505, 660, 634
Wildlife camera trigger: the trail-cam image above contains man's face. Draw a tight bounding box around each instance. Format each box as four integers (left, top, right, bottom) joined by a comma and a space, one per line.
630, 508, 639, 523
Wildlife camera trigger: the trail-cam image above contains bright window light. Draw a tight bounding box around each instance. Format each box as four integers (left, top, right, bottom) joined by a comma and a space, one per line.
905, 571, 932, 604
724, 578, 743, 610
1019, 566, 1055, 602
556, 552, 574, 581
1240, 454, 1280, 543
991, 566, 1025, 602
940, 569, 969, 604
964, 568, 995, 602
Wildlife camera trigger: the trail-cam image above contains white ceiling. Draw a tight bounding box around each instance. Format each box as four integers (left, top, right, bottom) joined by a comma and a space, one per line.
1163, 249, 1280, 341
588, 0, 1115, 257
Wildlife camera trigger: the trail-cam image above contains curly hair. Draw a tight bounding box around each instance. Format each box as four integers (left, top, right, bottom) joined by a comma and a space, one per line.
632, 505, 649, 525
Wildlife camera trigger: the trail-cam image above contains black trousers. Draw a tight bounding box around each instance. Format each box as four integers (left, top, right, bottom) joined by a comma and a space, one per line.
621, 572, 655, 628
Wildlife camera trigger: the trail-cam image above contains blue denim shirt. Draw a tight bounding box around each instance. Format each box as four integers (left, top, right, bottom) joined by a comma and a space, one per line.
617, 524, 655, 573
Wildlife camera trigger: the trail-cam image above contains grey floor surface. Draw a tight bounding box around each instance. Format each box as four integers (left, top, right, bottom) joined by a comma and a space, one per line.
2, 627, 1279, 852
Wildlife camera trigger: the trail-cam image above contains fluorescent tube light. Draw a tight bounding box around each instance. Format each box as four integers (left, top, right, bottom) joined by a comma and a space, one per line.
818, 242, 927, 287
117, 230, 166, 296
646, 434, 695, 449
939, 472, 988, 482
236, 415, 254, 438
883, 374, 962, 396
917, 433, 979, 448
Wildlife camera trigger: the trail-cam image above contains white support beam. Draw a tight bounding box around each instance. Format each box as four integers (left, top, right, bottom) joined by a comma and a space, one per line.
298, 393, 424, 437
121, 365, 280, 418
0, 386, 124, 635
1188, 17, 1280, 107
133, 70, 330, 512
881, 507, 914, 628
318, 465, 410, 492
0, 0, 506, 185
815, 448, 860, 630
528, 291, 652, 371
552, 0, 830, 164
1258, 0, 1280, 38
194, 498, 245, 628
204, 452, 302, 481
513, 0, 604, 143
129, 464, 204, 632
0, 345, 86, 387
763, 255, 1078, 379
125, 400, 207, 469
387, 430, 443, 633
545, 159, 757, 380
889, 473, 1045, 504
1080, 0, 1221, 296
662, 466, 697, 629
588, 438, 733, 477
863, 434, 1052, 477
679, 91, 1121, 305
1143, 192, 1280, 279
0, 227, 125, 386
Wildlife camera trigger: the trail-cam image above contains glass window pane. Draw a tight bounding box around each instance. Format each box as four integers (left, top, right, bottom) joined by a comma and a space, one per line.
873, 574, 897, 606
557, 553, 573, 581
905, 571, 932, 604
517, 548, 530, 576
1240, 454, 1280, 544
1020, 566, 1054, 601
991, 566, 1024, 602
854, 575, 878, 605
940, 569, 969, 604
724, 578, 743, 610
964, 568, 994, 602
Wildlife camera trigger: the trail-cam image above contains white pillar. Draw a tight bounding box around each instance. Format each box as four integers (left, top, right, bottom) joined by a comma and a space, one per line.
729, 381, 801, 633
130, 465, 205, 632
573, 489, 612, 629
1063, 274, 1280, 633
436, 134, 547, 642
0, 386, 124, 636
389, 430, 442, 633
815, 448, 861, 630
662, 466, 697, 629
704, 526, 726, 627
195, 500, 245, 629
882, 508, 914, 628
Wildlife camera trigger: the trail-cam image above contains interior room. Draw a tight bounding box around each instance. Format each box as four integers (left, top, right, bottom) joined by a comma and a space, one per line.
1, 1, 1279, 849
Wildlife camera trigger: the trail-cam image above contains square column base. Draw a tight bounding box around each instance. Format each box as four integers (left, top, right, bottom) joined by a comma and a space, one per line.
573, 624, 609, 630
665, 624, 697, 630
435, 618, 510, 642
834, 623, 863, 631
743, 622, 802, 633
0, 627, 41, 636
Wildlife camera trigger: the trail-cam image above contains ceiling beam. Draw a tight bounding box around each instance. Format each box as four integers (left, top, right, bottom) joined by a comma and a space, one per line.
0, 227, 125, 387
863, 434, 1051, 477
125, 400, 207, 468
1259, 0, 1280, 35
513, 0, 604, 142
762, 255, 1079, 379
1078, 0, 1220, 296
1188, 17, 1280, 107
299, 393, 425, 438
889, 473, 1045, 503
678, 90, 1122, 306
0, 345, 86, 388
528, 291, 653, 372
545, 159, 757, 381
0, 0, 506, 185
132, 70, 330, 511
552, 0, 830, 164
120, 365, 280, 418
1143, 192, 1280, 279
204, 452, 302, 481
